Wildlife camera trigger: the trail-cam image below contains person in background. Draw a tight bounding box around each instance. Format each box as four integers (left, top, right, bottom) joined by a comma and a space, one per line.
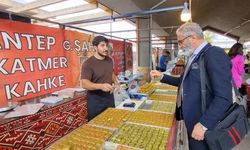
246, 51, 250, 60
228, 43, 245, 94
81, 36, 119, 120
150, 22, 232, 150
159, 49, 169, 72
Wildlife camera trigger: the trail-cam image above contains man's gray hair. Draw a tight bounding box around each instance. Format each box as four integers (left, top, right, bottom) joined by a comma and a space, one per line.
176, 22, 204, 39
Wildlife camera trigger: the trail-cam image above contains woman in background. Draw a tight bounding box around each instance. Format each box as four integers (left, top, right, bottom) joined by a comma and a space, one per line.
228, 43, 245, 93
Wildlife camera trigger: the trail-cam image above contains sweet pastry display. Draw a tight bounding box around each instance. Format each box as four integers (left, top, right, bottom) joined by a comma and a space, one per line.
110, 123, 169, 150
89, 108, 132, 128
127, 110, 174, 128
49, 125, 113, 150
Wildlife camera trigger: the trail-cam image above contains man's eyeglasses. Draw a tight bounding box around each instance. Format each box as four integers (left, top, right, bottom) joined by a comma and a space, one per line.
178, 35, 191, 45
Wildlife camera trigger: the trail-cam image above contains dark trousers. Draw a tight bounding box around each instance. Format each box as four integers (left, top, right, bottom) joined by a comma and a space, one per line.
87, 90, 115, 121
188, 136, 209, 150
239, 84, 246, 95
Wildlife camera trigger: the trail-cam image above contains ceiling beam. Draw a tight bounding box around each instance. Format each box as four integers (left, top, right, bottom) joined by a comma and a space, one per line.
65, 5, 183, 25
98, 2, 112, 13
84, 0, 97, 4
203, 26, 240, 41
74, 20, 116, 27
35, 11, 111, 26
32, 21, 57, 28
0, 7, 128, 41
0, 0, 22, 8
54, 11, 111, 24
7, 0, 65, 13
33, 3, 97, 19
0, 0, 47, 15
224, 19, 250, 36
0, 5, 9, 10
240, 35, 250, 43
33, 19, 112, 28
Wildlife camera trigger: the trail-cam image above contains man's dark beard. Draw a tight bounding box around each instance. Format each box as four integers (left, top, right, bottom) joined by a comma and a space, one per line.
97, 51, 107, 57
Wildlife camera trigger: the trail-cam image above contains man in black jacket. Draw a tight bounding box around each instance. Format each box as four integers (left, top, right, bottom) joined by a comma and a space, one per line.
150, 22, 232, 150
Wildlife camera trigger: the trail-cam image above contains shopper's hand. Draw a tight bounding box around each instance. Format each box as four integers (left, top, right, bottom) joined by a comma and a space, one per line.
101, 83, 113, 92
150, 70, 163, 79
191, 123, 206, 141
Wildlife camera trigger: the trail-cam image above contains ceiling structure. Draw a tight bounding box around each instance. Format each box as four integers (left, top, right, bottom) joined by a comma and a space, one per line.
0, 0, 250, 44
99, 0, 250, 43
0, 0, 137, 41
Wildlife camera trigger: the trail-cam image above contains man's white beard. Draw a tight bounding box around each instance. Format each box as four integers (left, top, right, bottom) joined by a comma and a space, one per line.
178, 48, 193, 57
183, 48, 193, 57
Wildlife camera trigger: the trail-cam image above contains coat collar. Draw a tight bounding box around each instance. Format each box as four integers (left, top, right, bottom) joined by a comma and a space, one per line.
182, 43, 212, 80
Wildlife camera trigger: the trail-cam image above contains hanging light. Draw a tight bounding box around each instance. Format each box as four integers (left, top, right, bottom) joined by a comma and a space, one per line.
181, 2, 191, 22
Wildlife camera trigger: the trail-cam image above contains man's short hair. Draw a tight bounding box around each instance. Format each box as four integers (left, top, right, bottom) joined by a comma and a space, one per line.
176, 22, 204, 39
163, 49, 170, 55
92, 36, 109, 46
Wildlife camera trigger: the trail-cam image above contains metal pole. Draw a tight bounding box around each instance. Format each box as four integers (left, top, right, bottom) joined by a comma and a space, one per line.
152, 43, 178, 45
126, 36, 166, 40
131, 40, 177, 43
100, 26, 179, 34
132, 39, 175, 42
149, 0, 169, 70
127, 39, 172, 43
67, 25, 133, 42
189, 0, 192, 22
149, 14, 153, 69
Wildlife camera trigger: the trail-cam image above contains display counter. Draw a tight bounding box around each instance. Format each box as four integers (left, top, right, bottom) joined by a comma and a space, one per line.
0, 92, 87, 150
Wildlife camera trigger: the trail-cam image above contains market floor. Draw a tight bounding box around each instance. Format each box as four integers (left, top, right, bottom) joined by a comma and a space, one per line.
233, 119, 250, 150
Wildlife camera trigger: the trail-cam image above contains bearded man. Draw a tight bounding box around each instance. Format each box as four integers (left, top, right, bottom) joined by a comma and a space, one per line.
150, 22, 232, 150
